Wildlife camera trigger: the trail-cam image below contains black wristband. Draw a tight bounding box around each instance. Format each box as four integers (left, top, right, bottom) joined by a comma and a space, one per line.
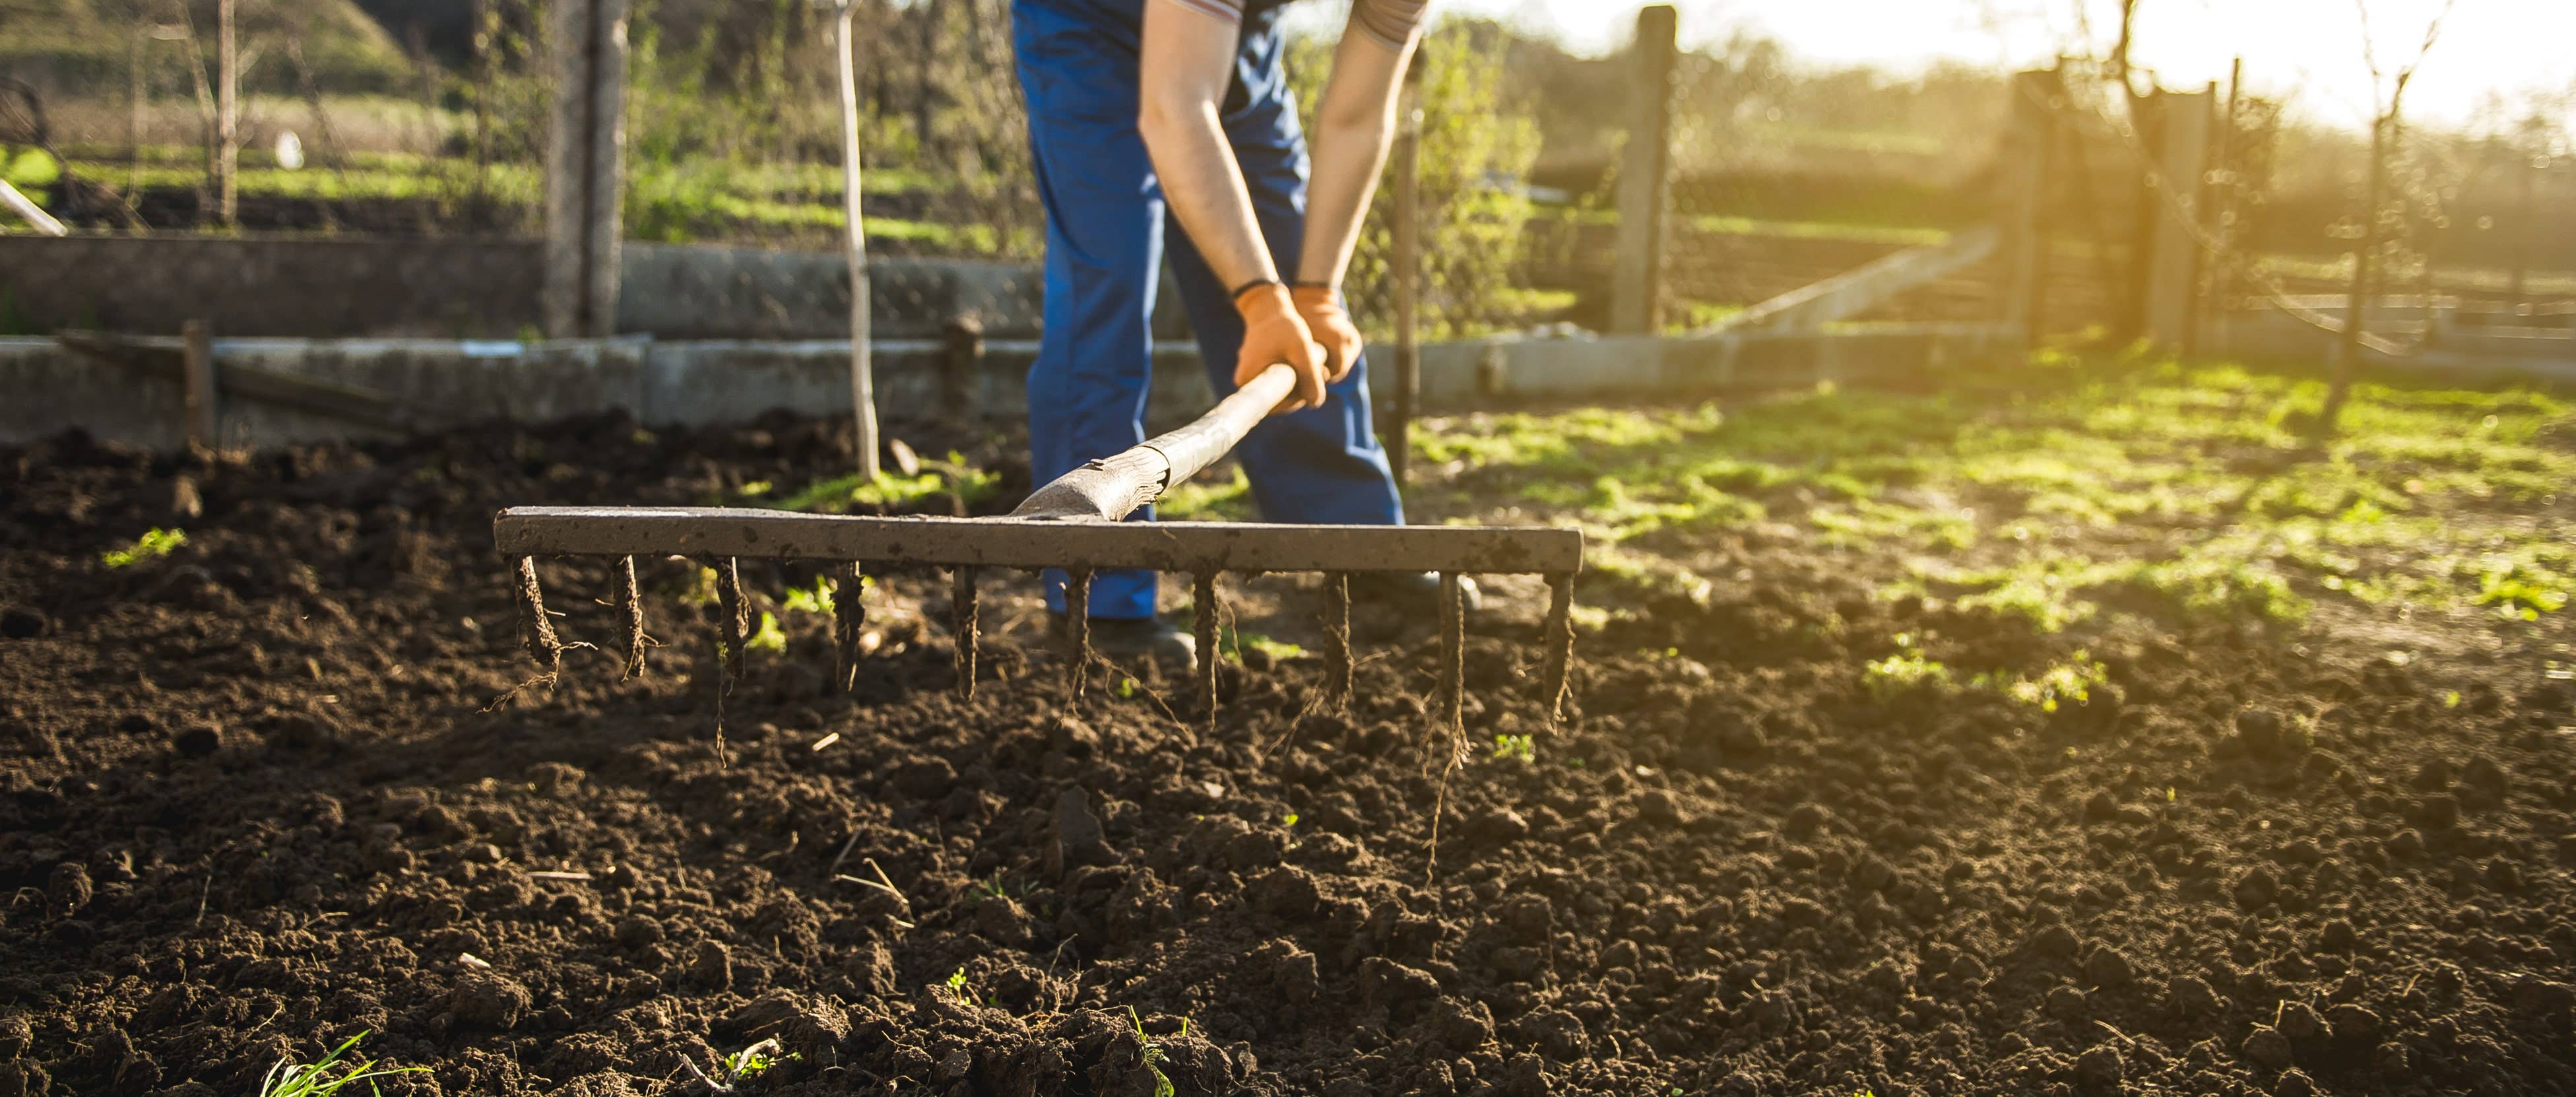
1230, 278, 1283, 303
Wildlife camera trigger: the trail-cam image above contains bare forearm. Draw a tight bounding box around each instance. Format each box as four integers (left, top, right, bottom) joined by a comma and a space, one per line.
1295, 30, 1412, 287
1139, 100, 1278, 292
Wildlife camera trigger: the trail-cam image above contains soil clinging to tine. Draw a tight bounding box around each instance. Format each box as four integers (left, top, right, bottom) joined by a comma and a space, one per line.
951, 566, 979, 699
1322, 572, 1352, 713
1064, 568, 1092, 700
709, 556, 749, 684
612, 555, 646, 681
833, 562, 866, 693
512, 556, 562, 672
1542, 570, 1575, 724
1439, 571, 1466, 768
1194, 572, 1220, 727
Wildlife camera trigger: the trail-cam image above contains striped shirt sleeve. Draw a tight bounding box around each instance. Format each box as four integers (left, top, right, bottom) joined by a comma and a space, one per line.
1159, 0, 1427, 51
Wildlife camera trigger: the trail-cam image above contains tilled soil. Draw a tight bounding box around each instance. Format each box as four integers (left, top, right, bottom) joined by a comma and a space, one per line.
5, 412, 2575, 1097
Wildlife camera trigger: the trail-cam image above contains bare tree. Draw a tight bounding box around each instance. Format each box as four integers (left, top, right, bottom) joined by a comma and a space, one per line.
2317, 0, 2458, 434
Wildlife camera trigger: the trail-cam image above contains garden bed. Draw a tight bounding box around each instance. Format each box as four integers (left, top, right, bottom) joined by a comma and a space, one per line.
4, 379, 2575, 1096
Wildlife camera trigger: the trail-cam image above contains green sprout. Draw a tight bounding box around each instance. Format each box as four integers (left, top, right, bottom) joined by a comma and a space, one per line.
1116, 677, 1138, 699
737, 479, 775, 498
101, 527, 186, 568
746, 611, 788, 653
1492, 734, 1536, 763
782, 575, 837, 616
1128, 1007, 1175, 1097
976, 873, 1008, 902
257, 1031, 426, 1097
944, 966, 984, 1007
1281, 812, 1299, 828
721, 1039, 796, 1082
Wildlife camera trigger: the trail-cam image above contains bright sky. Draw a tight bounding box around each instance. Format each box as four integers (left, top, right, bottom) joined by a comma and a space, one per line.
1362, 0, 2576, 130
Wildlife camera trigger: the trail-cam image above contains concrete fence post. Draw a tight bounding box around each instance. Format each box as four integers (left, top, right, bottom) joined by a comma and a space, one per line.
1610, 5, 1679, 335
2001, 69, 2061, 348
543, 0, 629, 339
2143, 86, 2213, 352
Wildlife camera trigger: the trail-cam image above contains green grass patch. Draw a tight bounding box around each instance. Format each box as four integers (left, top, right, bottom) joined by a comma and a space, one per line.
1407, 357, 2576, 633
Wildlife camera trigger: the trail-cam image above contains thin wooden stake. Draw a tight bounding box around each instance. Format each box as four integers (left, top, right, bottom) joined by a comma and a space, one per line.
952, 566, 979, 699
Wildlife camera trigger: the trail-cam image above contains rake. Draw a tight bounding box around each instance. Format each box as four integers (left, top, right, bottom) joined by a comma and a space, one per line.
495, 364, 1583, 727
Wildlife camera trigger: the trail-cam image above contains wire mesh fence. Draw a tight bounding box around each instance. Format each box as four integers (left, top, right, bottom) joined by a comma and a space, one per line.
6, 1, 2572, 355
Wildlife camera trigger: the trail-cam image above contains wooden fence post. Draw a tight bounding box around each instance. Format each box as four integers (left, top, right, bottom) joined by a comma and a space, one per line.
941, 314, 983, 425
542, 0, 629, 339
2001, 69, 2060, 348
216, 0, 238, 228
2143, 85, 2213, 352
1388, 44, 1424, 488
1610, 5, 1678, 335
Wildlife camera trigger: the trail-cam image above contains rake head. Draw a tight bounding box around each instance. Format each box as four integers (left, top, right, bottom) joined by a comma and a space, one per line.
496, 364, 1583, 725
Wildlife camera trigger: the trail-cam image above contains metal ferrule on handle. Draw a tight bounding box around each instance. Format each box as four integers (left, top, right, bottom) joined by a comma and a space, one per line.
1008, 362, 1298, 523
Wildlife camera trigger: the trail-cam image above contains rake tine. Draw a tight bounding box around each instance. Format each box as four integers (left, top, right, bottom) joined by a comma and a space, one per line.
1542, 570, 1574, 725
833, 562, 866, 693
1064, 568, 1092, 700
951, 566, 979, 700
513, 556, 563, 672
613, 555, 645, 681
1439, 571, 1465, 768
1321, 571, 1351, 714
1194, 572, 1219, 728
708, 556, 748, 684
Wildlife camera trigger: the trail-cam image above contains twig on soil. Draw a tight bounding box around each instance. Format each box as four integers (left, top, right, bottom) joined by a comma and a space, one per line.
827, 830, 863, 876
195, 875, 210, 926
810, 732, 841, 752
527, 870, 594, 882
678, 1054, 733, 1094
457, 952, 493, 970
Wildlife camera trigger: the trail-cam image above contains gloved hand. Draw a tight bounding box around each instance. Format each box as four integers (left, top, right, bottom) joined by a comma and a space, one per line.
1290, 283, 1364, 383
1234, 282, 1328, 415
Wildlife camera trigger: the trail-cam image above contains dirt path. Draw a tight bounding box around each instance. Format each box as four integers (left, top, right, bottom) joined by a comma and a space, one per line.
4, 410, 2573, 1096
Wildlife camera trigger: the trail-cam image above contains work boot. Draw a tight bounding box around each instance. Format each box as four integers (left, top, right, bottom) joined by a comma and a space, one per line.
1349, 571, 1483, 615
1048, 613, 1198, 674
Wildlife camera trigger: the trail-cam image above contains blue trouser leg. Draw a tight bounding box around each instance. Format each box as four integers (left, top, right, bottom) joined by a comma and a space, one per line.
1014, 0, 1163, 619
1013, 0, 1404, 620
1163, 9, 1405, 529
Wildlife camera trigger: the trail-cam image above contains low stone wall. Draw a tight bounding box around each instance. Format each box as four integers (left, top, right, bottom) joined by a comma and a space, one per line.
0, 324, 2028, 450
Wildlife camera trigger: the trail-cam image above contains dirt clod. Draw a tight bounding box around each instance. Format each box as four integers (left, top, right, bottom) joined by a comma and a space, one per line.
447, 972, 531, 1029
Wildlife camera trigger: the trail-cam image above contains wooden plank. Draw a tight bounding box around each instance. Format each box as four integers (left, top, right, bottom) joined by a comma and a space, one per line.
495, 506, 1584, 575
1713, 226, 2000, 335
55, 331, 416, 433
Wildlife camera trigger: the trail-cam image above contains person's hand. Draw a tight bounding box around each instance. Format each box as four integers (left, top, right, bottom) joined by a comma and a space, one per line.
1291, 283, 1363, 383
1233, 283, 1328, 415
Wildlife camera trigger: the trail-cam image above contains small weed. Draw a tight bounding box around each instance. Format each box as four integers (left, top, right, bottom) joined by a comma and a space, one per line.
944, 966, 985, 1007
976, 873, 1008, 902
1975, 651, 2110, 714
1116, 677, 1137, 699
722, 1042, 796, 1080
1865, 650, 1952, 694
1281, 812, 1299, 828
782, 575, 839, 616
1492, 734, 1536, 762
682, 566, 721, 606
746, 611, 788, 653
101, 527, 186, 568
1128, 1007, 1175, 1097
257, 1030, 426, 1097
737, 479, 774, 498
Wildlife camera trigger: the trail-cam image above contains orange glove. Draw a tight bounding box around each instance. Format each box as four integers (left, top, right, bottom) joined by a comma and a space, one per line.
1291, 283, 1364, 383
1233, 282, 1328, 415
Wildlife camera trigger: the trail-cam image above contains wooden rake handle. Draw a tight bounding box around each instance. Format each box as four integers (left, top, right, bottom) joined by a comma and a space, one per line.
1008, 362, 1300, 523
